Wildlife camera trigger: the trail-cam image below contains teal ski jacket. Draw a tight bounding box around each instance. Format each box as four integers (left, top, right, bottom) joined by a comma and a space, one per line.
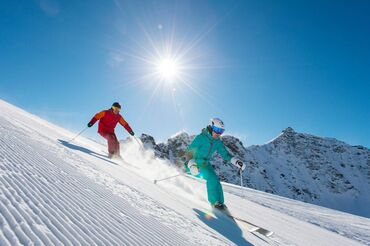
186, 128, 232, 167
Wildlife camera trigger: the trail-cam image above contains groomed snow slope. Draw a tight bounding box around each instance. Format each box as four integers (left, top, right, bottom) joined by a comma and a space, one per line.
0, 99, 369, 246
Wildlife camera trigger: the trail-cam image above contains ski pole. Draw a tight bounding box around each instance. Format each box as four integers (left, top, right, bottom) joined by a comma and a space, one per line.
240, 169, 244, 188
68, 126, 88, 143
133, 136, 144, 151
154, 173, 183, 184
240, 169, 247, 199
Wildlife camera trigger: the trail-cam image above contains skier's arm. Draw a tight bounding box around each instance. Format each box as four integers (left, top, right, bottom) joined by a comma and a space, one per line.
217, 141, 233, 162
119, 116, 134, 136
217, 142, 246, 170
185, 134, 203, 160
88, 111, 105, 127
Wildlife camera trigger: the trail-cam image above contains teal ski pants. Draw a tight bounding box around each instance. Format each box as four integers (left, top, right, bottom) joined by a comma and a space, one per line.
200, 164, 224, 205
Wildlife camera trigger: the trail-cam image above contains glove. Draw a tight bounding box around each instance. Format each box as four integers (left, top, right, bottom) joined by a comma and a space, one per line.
129, 130, 135, 136
179, 150, 193, 163
87, 122, 94, 127
231, 157, 246, 171
188, 159, 199, 176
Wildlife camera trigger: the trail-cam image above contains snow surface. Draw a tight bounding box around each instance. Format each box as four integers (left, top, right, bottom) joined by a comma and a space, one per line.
0, 99, 369, 245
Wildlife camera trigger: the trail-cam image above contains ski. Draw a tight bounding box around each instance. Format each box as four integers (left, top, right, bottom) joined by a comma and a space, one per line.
213, 208, 274, 237
227, 214, 274, 237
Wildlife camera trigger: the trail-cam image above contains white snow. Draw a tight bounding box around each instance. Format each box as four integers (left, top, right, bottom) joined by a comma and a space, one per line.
0, 99, 369, 245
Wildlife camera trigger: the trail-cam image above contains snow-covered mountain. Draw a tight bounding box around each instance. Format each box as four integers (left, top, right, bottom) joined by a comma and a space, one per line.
139, 127, 370, 218
1, 98, 370, 245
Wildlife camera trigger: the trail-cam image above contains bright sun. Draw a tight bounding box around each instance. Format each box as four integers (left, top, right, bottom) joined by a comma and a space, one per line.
156, 57, 180, 82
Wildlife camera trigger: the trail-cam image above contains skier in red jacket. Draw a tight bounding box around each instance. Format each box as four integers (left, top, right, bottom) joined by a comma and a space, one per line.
88, 102, 134, 159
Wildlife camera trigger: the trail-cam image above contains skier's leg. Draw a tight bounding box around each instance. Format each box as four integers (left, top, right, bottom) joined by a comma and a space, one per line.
218, 181, 224, 204
201, 164, 224, 205
111, 133, 120, 156
99, 133, 116, 155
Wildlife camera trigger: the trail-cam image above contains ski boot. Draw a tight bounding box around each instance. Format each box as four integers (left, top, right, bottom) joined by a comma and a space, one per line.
212, 201, 228, 211
108, 153, 123, 160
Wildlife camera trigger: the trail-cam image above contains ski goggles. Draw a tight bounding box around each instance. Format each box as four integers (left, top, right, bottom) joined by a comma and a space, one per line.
112, 106, 121, 112
211, 125, 225, 135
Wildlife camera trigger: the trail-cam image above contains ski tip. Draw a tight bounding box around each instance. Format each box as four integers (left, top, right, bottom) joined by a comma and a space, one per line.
248, 226, 260, 233
248, 227, 274, 237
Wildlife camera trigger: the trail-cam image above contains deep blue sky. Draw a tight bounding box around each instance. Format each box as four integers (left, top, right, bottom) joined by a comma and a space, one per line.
1, 0, 369, 147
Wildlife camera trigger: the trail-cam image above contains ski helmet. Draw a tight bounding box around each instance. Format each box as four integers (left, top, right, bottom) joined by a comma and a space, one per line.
208, 118, 225, 135
112, 102, 121, 109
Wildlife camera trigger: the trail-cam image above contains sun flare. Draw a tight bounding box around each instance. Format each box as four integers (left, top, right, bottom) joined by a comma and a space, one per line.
156, 57, 180, 82
113, 19, 221, 110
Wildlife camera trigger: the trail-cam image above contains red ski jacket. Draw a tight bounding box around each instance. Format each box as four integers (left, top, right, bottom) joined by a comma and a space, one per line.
89, 109, 133, 134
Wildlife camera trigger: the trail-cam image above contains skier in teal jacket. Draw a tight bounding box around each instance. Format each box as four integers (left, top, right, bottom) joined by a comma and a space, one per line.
183, 118, 246, 210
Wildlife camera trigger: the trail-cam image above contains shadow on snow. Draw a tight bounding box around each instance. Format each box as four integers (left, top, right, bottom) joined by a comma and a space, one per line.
58, 139, 118, 165
193, 208, 252, 246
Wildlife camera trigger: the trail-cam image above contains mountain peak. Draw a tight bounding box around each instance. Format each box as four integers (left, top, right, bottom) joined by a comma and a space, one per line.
268, 127, 297, 144
169, 130, 189, 140
282, 127, 295, 134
